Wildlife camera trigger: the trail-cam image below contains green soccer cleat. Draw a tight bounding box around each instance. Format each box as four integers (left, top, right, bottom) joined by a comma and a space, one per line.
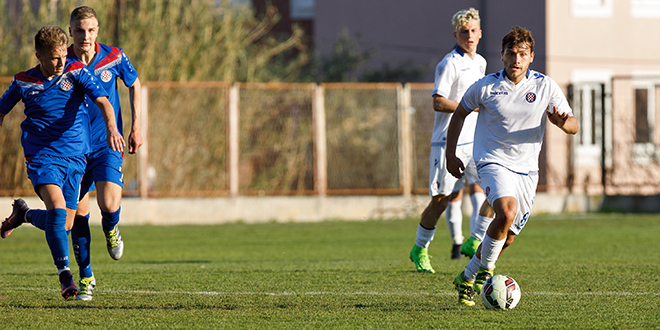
409, 245, 435, 273
104, 226, 124, 260
474, 267, 494, 295
460, 237, 481, 258
453, 271, 476, 306
75, 276, 96, 301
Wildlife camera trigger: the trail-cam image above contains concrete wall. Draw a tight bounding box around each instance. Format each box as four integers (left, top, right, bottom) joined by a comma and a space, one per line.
0, 193, 604, 226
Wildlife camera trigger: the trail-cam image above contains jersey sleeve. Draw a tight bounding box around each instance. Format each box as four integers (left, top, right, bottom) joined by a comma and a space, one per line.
117, 50, 138, 87
0, 79, 22, 115
458, 78, 482, 113
77, 66, 109, 101
547, 78, 574, 116
432, 60, 456, 99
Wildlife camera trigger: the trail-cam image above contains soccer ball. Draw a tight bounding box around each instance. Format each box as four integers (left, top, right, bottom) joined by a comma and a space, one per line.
480, 274, 521, 310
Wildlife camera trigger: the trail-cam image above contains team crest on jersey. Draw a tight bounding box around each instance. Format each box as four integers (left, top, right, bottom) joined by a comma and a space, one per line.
485, 186, 490, 197
100, 70, 113, 83
525, 92, 536, 103
60, 78, 73, 91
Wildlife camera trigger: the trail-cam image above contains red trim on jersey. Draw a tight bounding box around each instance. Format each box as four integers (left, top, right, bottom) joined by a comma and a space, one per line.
95, 47, 122, 70
64, 61, 85, 73
16, 72, 42, 84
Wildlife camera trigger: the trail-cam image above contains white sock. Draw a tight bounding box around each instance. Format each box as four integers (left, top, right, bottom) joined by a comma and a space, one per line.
57, 266, 70, 274
445, 200, 463, 244
463, 255, 483, 281
469, 192, 486, 234
472, 214, 494, 242
415, 224, 435, 249
480, 234, 506, 270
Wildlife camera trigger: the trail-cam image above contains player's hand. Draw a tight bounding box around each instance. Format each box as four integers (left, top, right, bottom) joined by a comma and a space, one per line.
107, 129, 125, 153
547, 106, 569, 128
128, 129, 143, 154
446, 154, 465, 179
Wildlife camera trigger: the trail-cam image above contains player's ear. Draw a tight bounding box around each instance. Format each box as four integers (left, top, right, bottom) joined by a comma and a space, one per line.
35, 52, 42, 63
530, 51, 535, 63
68, 26, 72, 37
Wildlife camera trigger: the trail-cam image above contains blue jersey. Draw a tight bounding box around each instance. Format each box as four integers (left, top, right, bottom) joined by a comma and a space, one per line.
68, 43, 138, 151
0, 59, 108, 157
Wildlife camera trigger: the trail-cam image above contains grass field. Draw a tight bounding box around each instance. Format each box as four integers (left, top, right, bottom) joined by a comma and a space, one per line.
0, 213, 659, 329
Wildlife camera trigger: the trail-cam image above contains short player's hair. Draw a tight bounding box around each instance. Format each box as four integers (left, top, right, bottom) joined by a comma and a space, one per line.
34, 26, 68, 54
70, 5, 98, 24
502, 26, 535, 53
452, 8, 480, 33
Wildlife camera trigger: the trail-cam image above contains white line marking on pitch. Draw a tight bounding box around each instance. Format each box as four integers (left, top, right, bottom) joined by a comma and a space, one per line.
12, 287, 659, 296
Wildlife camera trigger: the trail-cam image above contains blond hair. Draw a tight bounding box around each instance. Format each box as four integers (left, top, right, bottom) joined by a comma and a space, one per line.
70, 5, 98, 24
452, 8, 480, 33
34, 25, 68, 54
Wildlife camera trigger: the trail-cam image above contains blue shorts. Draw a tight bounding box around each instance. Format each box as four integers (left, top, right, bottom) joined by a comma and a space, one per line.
79, 147, 124, 198
25, 154, 87, 210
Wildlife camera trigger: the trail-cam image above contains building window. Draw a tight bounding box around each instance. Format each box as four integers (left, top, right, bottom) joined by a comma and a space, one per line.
631, 0, 660, 17
291, 0, 314, 19
632, 80, 658, 164
635, 88, 650, 143
571, 0, 613, 17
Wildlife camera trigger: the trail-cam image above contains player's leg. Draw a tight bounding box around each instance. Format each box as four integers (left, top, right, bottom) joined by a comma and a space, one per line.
411, 194, 449, 273
37, 183, 79, 299
411, 145, 456, 273
468, 184, 486, 236
445, 187, 464, 259
93, 148, 125, 260
72, 192, 95, 301
96, 181, 124, 260
463, 200, 494, 256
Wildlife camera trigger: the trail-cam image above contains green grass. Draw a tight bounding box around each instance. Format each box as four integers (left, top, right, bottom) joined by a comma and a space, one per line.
1, 213, 659, 329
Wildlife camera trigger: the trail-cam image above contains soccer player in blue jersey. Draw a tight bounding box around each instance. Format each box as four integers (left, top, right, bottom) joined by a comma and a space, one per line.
446, 26, 578, 306
64, 6, 143, 301
0, 25, 124, 299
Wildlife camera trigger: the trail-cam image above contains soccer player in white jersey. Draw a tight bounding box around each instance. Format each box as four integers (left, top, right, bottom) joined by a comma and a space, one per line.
409, 8, 488, 273
446, 26, 579, 306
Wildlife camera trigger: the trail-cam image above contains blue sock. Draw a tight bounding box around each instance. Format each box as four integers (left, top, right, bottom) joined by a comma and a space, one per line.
71, 214, 93, 278
28, 209, 48, 231
45, 208, 69, 269
101, 207, 121, 232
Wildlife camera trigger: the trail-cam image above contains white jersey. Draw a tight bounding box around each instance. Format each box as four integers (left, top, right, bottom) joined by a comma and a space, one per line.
461, 69, 573, 173
431, 46, 486, 145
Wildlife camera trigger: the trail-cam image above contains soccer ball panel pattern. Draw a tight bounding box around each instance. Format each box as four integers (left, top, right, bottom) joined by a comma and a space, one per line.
480, 274, 521, 310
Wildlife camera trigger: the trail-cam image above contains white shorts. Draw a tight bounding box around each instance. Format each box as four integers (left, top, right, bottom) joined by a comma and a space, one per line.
478, 163, 538, 235
429, 143, 479, 197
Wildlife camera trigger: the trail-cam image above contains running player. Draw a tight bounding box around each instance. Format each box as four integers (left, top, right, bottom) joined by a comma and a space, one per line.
0, 25, 124, 299
447, 26, 578, 306
66, 5, 142, 301
410, 8, 486, 272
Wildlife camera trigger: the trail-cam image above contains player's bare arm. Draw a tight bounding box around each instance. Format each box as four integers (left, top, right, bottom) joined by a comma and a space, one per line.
433, 94, 460, 113
547, 106, 579, 134
445, 103, 470, 179
94, 96, 125, 152
127, 77, 143, 154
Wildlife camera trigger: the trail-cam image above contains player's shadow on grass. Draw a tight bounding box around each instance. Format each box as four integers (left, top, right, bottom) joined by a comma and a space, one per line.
133, 260, 212, 264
